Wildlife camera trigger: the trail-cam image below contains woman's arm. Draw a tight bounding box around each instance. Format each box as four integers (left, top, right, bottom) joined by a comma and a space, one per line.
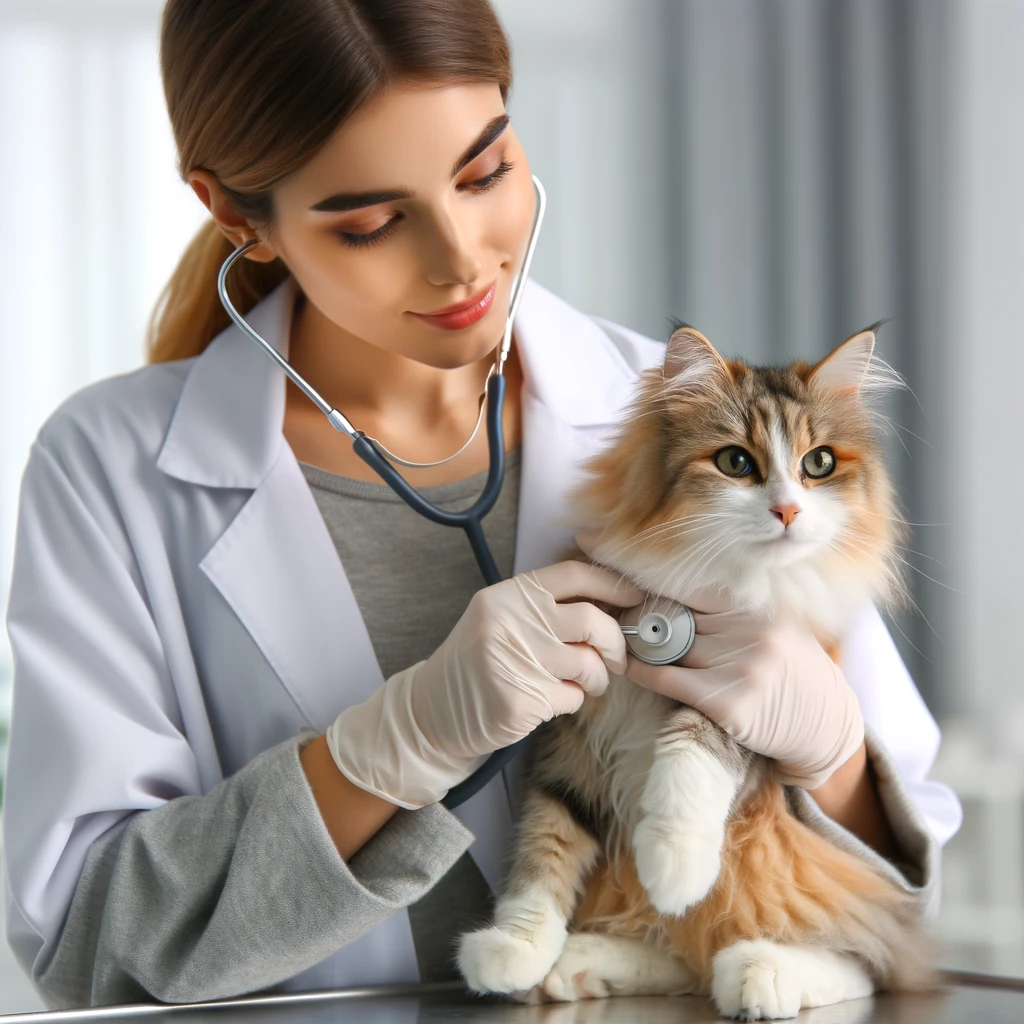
299, 733, 400, 859
809, 739, 899, 859
20, 731, 472, 1008
2, 439, 472, 1008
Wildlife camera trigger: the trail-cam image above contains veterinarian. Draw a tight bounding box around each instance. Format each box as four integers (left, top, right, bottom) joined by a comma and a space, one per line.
1, 0, 962, 1009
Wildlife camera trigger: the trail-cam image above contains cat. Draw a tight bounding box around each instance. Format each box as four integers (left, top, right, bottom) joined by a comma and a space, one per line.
456, 323, 940, 1020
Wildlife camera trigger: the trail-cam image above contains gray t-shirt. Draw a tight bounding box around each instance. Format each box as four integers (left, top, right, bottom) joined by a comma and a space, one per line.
298, 447, 522, 982
298, 447, 521, 681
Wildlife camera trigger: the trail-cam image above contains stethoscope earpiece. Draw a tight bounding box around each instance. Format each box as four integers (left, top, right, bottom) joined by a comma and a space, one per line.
620, 599, 696, 665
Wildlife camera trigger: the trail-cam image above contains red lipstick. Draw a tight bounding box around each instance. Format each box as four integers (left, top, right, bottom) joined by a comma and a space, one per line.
412, 281, 496, 331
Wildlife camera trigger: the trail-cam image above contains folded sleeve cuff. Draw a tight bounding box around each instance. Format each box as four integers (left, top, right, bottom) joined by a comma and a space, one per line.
785, 722, 941, 920
291, 730, 477, 908
32, 729, 476, 1007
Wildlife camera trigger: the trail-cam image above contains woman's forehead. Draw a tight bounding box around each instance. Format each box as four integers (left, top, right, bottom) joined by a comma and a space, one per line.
281, 81, 509, 204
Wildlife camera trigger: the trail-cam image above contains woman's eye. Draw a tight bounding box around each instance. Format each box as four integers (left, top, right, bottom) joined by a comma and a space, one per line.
461, 158, 514, 193
337, 159, 514, 249
802, 446, 836, 478
337, 216, 401, 249
714, 446, 755, 477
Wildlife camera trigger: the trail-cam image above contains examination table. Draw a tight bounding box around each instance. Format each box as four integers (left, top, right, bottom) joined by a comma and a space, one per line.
1, 971, 1022, 1024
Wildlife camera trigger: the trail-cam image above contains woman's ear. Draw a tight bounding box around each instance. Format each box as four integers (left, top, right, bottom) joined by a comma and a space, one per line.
188, 168, 279, 262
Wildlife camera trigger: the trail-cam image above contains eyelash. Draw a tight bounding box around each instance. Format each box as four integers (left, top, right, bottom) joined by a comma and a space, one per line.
337, 159, 516, 249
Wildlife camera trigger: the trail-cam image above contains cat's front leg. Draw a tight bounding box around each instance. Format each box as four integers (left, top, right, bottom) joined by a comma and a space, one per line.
458, 787, 600, 995
632, 706, 750, 915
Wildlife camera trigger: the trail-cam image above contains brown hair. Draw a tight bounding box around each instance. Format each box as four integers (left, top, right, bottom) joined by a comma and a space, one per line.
147, 0, 513, 364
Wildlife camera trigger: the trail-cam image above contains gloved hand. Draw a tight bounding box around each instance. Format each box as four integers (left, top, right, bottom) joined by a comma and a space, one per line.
325, 560, 645, 809
622, 590, 864, 789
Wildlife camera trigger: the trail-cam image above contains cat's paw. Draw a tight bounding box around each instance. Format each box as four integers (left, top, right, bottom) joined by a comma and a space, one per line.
458, 923, 566, 995
632, 814, 723, 915
711, 940, 802, 1020
712, 938, 876, 1020
539, 933, 615, 1002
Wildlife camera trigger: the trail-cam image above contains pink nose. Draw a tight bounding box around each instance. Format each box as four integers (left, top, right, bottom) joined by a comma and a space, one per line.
771, 503, 801, 527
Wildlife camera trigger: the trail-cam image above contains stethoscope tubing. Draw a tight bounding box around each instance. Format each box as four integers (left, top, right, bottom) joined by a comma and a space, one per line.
349, 374, 507, 587
217, 179, 544, 808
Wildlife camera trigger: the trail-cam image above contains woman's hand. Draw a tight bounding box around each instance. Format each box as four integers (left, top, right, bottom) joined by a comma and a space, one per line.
621, 589, 865, 790
325, 561, 644, 809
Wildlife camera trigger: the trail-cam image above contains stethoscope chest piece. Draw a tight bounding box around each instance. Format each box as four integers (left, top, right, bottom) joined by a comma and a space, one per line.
620, 598, 696, 666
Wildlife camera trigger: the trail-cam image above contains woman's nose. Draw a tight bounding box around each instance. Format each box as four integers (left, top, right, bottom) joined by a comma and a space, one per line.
422, 210, 483, 287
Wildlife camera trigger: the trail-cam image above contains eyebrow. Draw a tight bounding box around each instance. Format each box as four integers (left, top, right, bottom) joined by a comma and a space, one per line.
309, 113, 511, 213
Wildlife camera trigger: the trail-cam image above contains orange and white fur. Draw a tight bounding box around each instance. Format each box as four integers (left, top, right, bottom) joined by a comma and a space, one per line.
457, 324, 938, 1019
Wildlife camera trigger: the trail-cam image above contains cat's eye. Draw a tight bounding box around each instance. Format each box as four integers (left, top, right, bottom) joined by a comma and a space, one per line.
802, 446, 836, 478
714, 446, 754, 478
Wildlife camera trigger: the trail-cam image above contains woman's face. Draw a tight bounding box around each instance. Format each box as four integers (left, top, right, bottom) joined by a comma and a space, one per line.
257, 80, 536, 370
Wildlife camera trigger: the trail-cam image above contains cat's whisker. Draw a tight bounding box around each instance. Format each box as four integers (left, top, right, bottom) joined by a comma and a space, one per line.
824, 535, 944, 645
664, 534, 743, 597
874, 515, 951, 527
594, 524, 718, 564
882, 610, 932, 663
596, 515, 732, 562
888, 544, 949, 568
872, 412, 934, 450
821, 536, 905, 597
873, 413, 914, 459
843, 529, 962, 595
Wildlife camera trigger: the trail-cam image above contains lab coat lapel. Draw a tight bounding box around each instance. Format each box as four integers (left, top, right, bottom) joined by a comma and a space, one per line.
511, 390, 596, 575
198, 446, 385, 732
510, 278, 642, 575
158, 276, 385, 733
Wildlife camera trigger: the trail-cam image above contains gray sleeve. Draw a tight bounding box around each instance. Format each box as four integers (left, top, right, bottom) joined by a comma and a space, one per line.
31, 730, 474, 1009
786, 722, 941, 920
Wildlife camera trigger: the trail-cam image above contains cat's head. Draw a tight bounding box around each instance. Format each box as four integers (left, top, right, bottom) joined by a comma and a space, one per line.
570, 323, 909, 636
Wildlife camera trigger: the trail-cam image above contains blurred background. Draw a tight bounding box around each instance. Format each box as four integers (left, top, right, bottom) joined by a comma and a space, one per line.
0, 0, 1021, 1011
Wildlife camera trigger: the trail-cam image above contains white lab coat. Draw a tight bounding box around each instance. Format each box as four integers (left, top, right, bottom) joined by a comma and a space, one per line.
2, 274, 962, 996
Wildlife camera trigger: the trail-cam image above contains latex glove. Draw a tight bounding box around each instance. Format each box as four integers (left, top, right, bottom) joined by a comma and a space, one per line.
326, 561, 645, 809
622, 590, 865, 789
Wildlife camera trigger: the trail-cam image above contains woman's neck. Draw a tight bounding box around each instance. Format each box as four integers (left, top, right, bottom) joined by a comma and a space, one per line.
281, 291, 523, 486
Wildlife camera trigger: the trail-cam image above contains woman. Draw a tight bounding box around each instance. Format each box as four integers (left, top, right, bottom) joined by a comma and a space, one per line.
1, 0, 961, 1010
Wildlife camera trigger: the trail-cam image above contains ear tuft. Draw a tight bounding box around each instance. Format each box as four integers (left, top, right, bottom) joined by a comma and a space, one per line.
663, 325, 731, 389
809, 327, 877, 393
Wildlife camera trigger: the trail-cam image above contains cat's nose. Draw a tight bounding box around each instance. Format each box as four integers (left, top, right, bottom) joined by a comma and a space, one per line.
770, 503, 801, 527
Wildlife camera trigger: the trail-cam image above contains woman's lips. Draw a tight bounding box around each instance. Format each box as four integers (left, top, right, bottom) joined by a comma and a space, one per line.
412, 282, 496, 331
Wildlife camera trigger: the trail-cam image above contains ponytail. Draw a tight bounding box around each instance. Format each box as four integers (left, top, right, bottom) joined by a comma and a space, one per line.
145, 219, 290, 363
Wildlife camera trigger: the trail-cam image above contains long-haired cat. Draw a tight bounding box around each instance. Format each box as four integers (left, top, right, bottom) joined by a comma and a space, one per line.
457, 324, 939, 1020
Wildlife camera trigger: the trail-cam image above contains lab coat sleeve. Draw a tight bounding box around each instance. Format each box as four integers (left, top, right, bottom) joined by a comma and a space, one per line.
2, 439, 474, 1008
787, 602, 963, 921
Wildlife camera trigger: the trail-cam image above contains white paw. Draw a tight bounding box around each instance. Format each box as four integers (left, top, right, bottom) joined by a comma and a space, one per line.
458, 908, 567, 995
540, 933, 614, 1002
632, 814, 723, 915
712, 940, 801, 1020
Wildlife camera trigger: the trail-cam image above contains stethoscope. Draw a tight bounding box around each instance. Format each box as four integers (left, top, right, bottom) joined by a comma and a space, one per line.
217, 173, 695, 808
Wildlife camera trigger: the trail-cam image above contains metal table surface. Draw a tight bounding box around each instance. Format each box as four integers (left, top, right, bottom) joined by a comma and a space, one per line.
1, 972, 1022, 1024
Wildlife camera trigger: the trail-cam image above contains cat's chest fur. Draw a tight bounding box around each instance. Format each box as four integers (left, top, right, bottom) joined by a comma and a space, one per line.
535, 675, 683, 839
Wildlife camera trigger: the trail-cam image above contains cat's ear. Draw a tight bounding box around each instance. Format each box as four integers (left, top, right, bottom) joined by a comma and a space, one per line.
809, 327, 876, 394
663, 324, 732, 389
